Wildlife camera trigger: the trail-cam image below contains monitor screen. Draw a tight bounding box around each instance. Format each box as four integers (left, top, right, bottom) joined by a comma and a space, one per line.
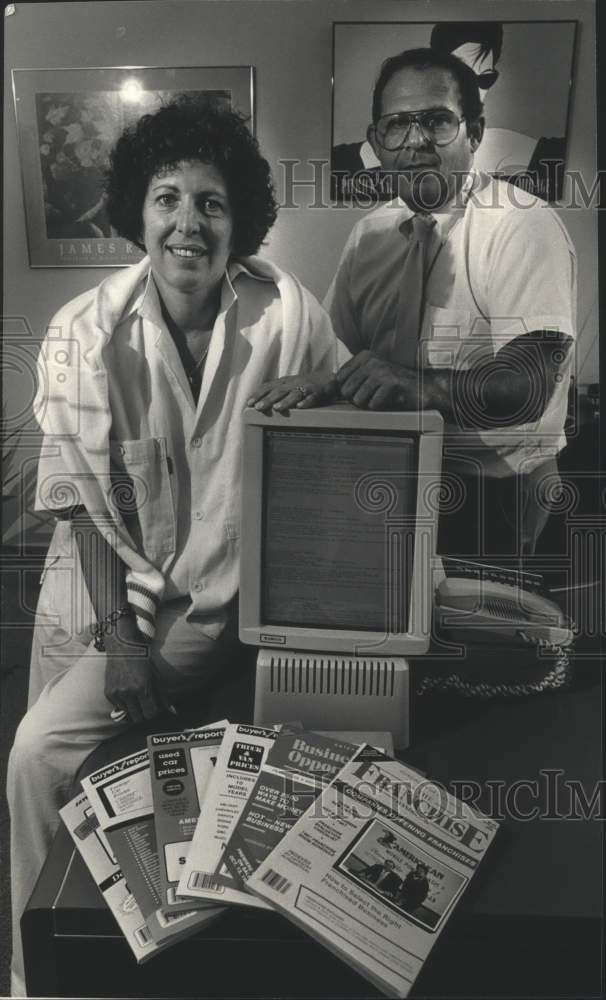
240, 405, 443, 657
262, 428, 417, 633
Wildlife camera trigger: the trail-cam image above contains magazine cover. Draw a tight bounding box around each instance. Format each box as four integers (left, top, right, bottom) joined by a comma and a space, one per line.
248, 749, 500, 998
82, 748, 152, 825
222, 731, 383, 892
60, 789, 161, 962
60, 790, 223, 958
81, 748, 219, 922
81, 749, 164, 919
177, 723, 283, 908
147, 720, 228, 910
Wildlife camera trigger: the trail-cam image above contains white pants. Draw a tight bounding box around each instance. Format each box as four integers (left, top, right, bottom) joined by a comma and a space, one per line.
7, 521, 238, 997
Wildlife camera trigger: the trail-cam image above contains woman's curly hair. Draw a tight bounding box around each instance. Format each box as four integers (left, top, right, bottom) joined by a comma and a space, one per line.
105, 96, 278, 257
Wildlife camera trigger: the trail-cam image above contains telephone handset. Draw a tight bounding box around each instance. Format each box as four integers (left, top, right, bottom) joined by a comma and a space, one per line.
435, 577, 574, 648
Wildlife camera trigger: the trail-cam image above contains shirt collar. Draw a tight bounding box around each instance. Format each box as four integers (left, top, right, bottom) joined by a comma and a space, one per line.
136, 258, 271, 328
136, 272, 164, 327
397, 167, 479, 242
360, 139, 381, 169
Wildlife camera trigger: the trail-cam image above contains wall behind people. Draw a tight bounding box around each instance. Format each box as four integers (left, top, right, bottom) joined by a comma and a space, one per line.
3, 0, 598, 439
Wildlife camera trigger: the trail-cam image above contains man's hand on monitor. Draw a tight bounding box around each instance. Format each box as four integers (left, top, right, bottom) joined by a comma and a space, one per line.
247, 373, 339, 412
336, 350, 419, 410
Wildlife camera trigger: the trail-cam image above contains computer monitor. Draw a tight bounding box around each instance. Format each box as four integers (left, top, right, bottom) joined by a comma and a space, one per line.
239, 404, 443, 746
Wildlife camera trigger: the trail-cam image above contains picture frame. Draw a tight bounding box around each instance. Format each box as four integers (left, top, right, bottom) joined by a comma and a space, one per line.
331, 21, 577, 204
12, 65, 254, 267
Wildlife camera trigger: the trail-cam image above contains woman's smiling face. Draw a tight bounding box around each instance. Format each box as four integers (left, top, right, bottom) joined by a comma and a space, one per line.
141, 159, 234, 300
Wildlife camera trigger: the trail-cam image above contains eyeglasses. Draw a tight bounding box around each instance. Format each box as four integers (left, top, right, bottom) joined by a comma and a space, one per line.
476, 68, 499, 89
374, 109, 465, 150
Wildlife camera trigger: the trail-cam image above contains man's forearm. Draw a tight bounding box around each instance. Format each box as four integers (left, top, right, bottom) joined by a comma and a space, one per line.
394, 368, 453, 418
396, 361, 552, 428
398, 332, 571, 427
336, 334, 569, 424
396, 367, 534, 427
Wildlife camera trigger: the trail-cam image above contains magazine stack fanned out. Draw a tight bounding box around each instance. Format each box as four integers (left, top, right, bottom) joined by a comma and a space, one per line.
64, 720, 499, 995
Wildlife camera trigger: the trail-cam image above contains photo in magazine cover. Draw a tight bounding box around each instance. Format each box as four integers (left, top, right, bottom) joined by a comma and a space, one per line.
336, 818, 467, 931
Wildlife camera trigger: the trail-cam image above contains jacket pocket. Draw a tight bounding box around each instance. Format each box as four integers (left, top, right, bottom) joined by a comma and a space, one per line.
109, 437, 176, 562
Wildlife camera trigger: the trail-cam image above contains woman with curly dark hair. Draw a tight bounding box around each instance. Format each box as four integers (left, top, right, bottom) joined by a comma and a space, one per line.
106, 96, 278, 260
7, 96, 337, 995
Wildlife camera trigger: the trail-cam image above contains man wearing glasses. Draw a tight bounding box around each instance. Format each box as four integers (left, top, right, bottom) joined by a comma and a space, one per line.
325, 48, 576, 557
331, 22, 502, 200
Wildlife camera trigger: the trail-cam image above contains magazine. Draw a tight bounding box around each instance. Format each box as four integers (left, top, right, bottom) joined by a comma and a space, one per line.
248, 748, 500, 998
177, 723, 283, 908
222, 730, 382, 893
60, 789, 159, 961
147, 720, 228, 910
81, 749, 164, 919
82, 748, 217, 921
60, 790, 222, 958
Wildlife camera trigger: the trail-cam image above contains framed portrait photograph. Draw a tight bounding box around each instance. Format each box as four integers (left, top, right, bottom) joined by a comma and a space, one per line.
331, 21, 577, 204
12, 65, 254, 266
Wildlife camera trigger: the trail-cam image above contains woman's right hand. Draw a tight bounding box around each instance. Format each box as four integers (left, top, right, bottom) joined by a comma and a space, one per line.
103, 619, 174, 723
247, 373, 339, 412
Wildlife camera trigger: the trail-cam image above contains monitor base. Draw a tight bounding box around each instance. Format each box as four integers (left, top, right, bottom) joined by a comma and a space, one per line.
253, 649, 410, 748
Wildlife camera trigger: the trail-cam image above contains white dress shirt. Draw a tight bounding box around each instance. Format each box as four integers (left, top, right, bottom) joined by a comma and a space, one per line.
325, 171, 577, 477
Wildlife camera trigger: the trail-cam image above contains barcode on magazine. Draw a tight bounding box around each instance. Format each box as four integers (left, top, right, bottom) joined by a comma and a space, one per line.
134, 925, 153, 947
188, 871, 225, 893
260, 869, 291, 894
157, 908, 198, 928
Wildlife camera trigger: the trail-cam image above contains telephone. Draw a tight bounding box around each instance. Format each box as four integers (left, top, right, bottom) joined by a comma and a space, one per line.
435, 577, 574, 648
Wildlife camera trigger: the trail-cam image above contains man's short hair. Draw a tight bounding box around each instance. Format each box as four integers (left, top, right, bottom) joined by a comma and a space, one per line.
430, 21, 504, 65
371, 47, 483, 125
